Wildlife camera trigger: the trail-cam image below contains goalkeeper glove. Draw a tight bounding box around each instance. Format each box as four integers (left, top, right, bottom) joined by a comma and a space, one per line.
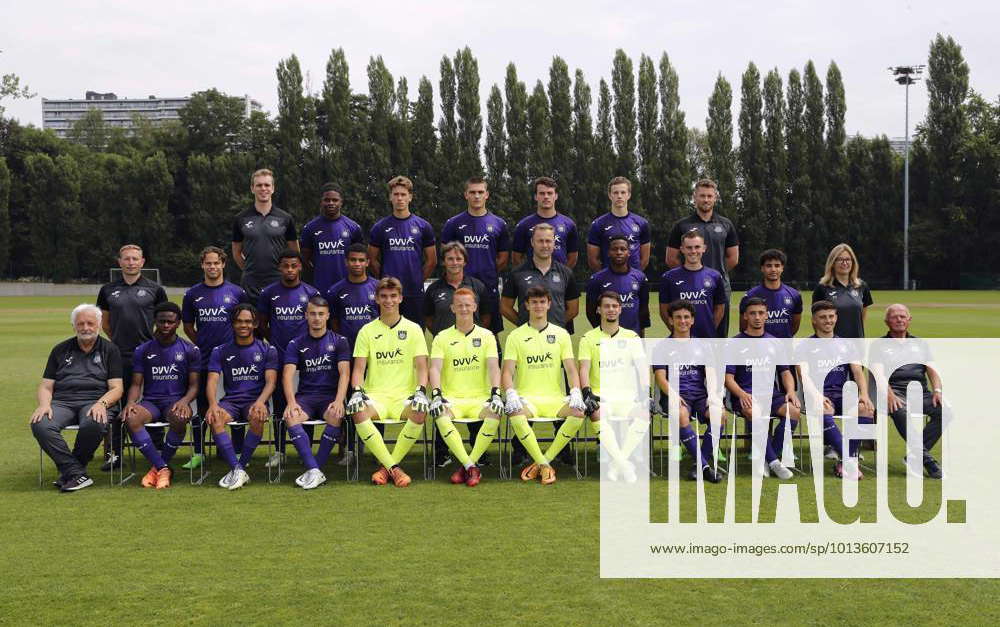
487, 387, 504, 415
568, 387, 586, 412
409, 385, 430, 413
504, 388, 523, 415
581, 386, 600, 414
428, 387, 446, 418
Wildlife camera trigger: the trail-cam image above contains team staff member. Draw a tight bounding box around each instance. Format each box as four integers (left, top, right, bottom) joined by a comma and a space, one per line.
299, 183, 364, 294
31, 304, 124, 492
97, 244, 167, 470
231, 168, 299, 301
666, 178, 739, 336
502, 223, 579, 328
511, 177, 578, 268
368, 176, 436, 329
812, 243, 873, 339
585, 236, 649, 335
440, 177, 509, 335
586, 176, 650, 271
423, 241, 490, 336
182, 246, 249, 470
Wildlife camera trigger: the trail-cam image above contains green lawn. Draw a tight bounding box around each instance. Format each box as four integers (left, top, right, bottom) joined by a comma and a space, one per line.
1, 291, 998, 624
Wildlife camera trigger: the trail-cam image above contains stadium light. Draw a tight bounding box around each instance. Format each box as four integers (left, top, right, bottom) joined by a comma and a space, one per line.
889, 64, 925, 290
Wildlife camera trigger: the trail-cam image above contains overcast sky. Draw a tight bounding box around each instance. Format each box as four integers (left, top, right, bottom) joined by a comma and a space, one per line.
4, 0, 998, 140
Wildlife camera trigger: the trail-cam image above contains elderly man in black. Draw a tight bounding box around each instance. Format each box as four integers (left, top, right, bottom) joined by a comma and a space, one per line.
31, 304, 124, 492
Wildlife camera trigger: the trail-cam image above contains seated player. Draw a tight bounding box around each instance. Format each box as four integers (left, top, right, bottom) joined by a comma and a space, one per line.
578, 291, 653, 483
724, 297, 799, 480
122, 302, 201, 489
502, 285, 587, 485
427, 288, 504, 487
652, 300, 722, 483
204, 304, 279, 490
346, 277, 430, 487
796, 300, 874, 480
282, 296, 351, 490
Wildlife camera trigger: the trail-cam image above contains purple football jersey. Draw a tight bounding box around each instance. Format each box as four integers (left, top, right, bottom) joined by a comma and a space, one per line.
326, 277, 379, 350
258, 281, 320, 357
369, 213, 436, 295
725, 332, 789, 395
659, 266, 726, 339
511, 212, 578, 265
283, 330, 351, 396
586, 267, 648, 335
299, 214, 364, 293
740, 284, 803, 338
181, 281, 248, 356
441, 210, 509, 290
587, 211, 650, 269
208, 339, 279, 403
133, 337, 201, 401
653, 338, 711, 400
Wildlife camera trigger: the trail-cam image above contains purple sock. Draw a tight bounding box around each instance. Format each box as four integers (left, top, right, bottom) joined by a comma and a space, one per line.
287, 424, 319, 470
132, 427, 167, 469
771, 418, 798, 462
213, 431, 241, 469
161, 430, 184, 464
239, 431, 263, 467
679, 425, 701, 464
849, 416, 875, 458
700, 424, 715, 466
822, 414, 844, 459
315, 425, 342, 467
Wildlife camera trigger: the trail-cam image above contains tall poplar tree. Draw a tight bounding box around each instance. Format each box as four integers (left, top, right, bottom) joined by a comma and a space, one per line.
504, 64, 530, 212
611, 50, 637, 180
658, 53, 690, 221
738, 62, 767, 273
706, 74, 736, 210
636, 54, 658, 212
548, 56, 573, 187
763, 68, 787, 255
527, 80, 552, 179
455, 47, 483, 178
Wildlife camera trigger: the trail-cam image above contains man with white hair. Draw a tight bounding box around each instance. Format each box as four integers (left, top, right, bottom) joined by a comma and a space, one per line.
872, 303, 945, 479
31, 304, 124, 492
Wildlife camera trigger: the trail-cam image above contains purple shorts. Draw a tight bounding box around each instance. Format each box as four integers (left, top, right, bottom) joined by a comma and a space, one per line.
139, 398, 182, 422
218, 399, 255, 423
293, 393, 338, 420
736, 393, 787, 418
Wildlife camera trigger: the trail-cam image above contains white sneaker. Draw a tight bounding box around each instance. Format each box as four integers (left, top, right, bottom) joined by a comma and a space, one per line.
621, 461, 638, 484
824, 445, 839, 460
336, 451, 355, 467
218, 469, 235, 489
228, 468, 250, 490
265, 452, 285, 469
300, 468, 327, 490
768, 460, 793, 480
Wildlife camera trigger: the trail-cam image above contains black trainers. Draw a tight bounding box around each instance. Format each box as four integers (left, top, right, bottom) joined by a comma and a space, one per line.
924, 457, 943, 479
100, 453, 122, 472
702, 465, 722, 484
435, 456, 452, 469
52, 476, 67, 489
686, 466, 698, 481
60, 475, 94, 492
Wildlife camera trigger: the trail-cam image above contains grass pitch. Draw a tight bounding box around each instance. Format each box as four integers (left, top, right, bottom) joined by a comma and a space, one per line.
1, 290, 999, 625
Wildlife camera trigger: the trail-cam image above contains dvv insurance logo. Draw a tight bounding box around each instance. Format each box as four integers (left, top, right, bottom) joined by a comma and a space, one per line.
598, 338, 998, 578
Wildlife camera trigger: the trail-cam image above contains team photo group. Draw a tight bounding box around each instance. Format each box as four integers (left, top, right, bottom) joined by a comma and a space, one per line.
31, 167, 942, 493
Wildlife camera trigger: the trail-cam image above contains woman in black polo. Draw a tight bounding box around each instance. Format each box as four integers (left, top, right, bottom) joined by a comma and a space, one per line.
812, 243, 873, 338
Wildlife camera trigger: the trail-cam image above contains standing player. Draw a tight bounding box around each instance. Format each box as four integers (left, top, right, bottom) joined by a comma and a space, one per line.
666, 178, 739, 336
182, 246, 249, 470
258, 250, 319, 467
511, 177, 578, 268
724, 297, 798, 479
368, 176, 436, 328
586, 177, 651, 271
281, 296, 351, 490
653, 300, 723, 483
796, 300, 874, 479
440, 176, 509, 335
578, 291, 656, 482
502, 286, 587, 485
427, 288, 505, 487
123, 302, 200, 489
740, 249, 802, 338
299, 183, 364, 294
97, 244, 168, 471
231, 168, 299, 301
346, 277, 430, 487
659, 230, 725, 338
204, 304, 279, 490
585, 236, 649, 335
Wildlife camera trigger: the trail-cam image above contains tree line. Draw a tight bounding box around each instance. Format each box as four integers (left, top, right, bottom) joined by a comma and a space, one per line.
0, 34, 995, 288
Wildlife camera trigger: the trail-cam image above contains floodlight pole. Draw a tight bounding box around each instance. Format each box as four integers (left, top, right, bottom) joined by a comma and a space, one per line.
903, 78, 910, 291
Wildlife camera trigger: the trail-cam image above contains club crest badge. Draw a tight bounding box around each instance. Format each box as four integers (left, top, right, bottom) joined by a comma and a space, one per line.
223, 295, 232, 303
175, 352, 185, 361
137, 289, 147, 297
714, 225, 723, 233
411, 227, 419, 235
784, 297, 793, 305
546, 334, 556, 344
631, 224, 639, 232
703, 279, 713, 288
92, 354, 101, 364
472, 338, 482, 347
487, 225, 494, 232
270, 219, 280, 227
398, 330, 407, 340
300, 294, 308, 302
342, 230, 350, 238
632, 282, 639, 290
253, 353, 262, 362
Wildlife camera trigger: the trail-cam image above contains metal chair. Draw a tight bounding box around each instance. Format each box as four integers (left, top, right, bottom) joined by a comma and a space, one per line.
197, 419, 275, 485
37, 424, 115, 489
118, 421, 171, 486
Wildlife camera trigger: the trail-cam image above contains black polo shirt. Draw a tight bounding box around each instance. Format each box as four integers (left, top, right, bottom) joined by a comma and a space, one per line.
423, 275, 489, 335
232, 205, 297, 297
667, 211, 739, 287
502, 258, 579, 326
43, 336, 123, 403
812, 280, 873, 339
96, 276, 167, 360
871, 332, 931, 394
